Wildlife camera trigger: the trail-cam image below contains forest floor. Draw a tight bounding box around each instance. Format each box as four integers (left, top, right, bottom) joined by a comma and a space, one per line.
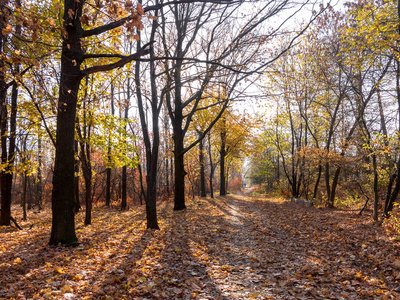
1, 193, 400, 300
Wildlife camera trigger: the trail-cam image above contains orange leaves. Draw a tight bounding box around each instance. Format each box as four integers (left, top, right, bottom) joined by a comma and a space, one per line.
1, 196, 400, 299
2, 24, 12, 35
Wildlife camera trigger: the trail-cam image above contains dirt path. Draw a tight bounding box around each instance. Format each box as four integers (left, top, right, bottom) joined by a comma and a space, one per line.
183, 195, 400, 299
1, 194, 400, 299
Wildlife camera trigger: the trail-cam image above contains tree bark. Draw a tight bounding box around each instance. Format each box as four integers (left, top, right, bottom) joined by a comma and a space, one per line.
50, 0, 84, 245
36, 133, 43, 210
208, 133, 214, 198
135, 10, 159, 227
220, 125, 227, 196
199, 133, 206, 197
173, 136, 187, 210
106, 84, 115, 207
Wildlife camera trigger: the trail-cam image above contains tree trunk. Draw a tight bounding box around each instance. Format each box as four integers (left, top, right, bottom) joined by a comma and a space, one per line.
199, 133, 206, 197
50, 0, 84, 245
121, 78, 130, 211
121, 165, 127, 210
22, 172, 27, 221
146, 153, 160, 228
220, 126, 226, 196
106, 84, 114, 207
208, 133, 214, 198
83, 168, 92, 225
0, 0, 10, 226
0, 93, 9, 226
36, 133, 43, 210
174, 138, 186, 210
328, 167, 341, 207
74, 139, 80, 213
135, 15, 159, 227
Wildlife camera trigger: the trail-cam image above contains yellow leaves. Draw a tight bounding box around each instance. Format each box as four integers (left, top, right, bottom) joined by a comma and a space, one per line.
74, 274, 83, 280
13, 257, 22, 264
61, 285, 72, 293
54, 266, 65, 274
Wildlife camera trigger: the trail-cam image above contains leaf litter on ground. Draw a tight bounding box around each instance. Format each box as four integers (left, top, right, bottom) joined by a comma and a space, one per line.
1, 194, 400, 299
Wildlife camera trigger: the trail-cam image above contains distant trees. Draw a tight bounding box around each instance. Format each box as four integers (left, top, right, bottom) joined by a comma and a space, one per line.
251, 0, 400, 221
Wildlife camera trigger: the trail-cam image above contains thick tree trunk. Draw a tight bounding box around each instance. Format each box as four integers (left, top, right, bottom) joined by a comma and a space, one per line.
74, 139, 80, 213
146, 154, 160, 228
84, 171, 92, 225
50, 0, 84, 245
0, 0, 10, 226
1, 80, 19, 222
174, 139, 186, 210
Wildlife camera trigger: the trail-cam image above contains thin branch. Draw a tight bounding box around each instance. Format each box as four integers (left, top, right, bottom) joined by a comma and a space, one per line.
20, 83, 56, 148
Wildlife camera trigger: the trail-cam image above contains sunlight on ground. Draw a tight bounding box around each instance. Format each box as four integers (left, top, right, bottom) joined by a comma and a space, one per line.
1, 195, 399, 299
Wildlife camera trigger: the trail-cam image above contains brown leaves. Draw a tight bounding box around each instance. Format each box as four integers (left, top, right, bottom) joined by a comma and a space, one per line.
136, 3, 145, 15
1, 196, 400, 299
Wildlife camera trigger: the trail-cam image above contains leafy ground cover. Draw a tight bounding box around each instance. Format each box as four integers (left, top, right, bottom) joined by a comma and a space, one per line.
1, 194, 400, 299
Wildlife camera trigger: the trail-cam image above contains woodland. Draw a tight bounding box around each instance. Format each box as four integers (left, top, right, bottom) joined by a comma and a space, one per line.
1, 0, 400, 298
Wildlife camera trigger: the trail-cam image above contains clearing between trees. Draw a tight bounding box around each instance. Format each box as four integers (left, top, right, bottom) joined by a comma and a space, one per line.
1, 195, 399, 299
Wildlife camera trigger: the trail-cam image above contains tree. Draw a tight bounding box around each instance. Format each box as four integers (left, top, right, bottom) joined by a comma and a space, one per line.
160, 0, 323, 210
50, 0, 151, 245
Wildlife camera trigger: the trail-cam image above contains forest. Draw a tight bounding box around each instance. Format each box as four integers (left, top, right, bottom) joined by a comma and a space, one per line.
2, 0, 400, 298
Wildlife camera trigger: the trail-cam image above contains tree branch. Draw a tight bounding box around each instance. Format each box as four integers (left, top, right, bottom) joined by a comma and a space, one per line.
80, 43, 152, 78
83, 53, 128, 59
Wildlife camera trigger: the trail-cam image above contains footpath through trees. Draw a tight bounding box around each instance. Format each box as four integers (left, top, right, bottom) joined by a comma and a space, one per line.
1, 195, 399, 299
